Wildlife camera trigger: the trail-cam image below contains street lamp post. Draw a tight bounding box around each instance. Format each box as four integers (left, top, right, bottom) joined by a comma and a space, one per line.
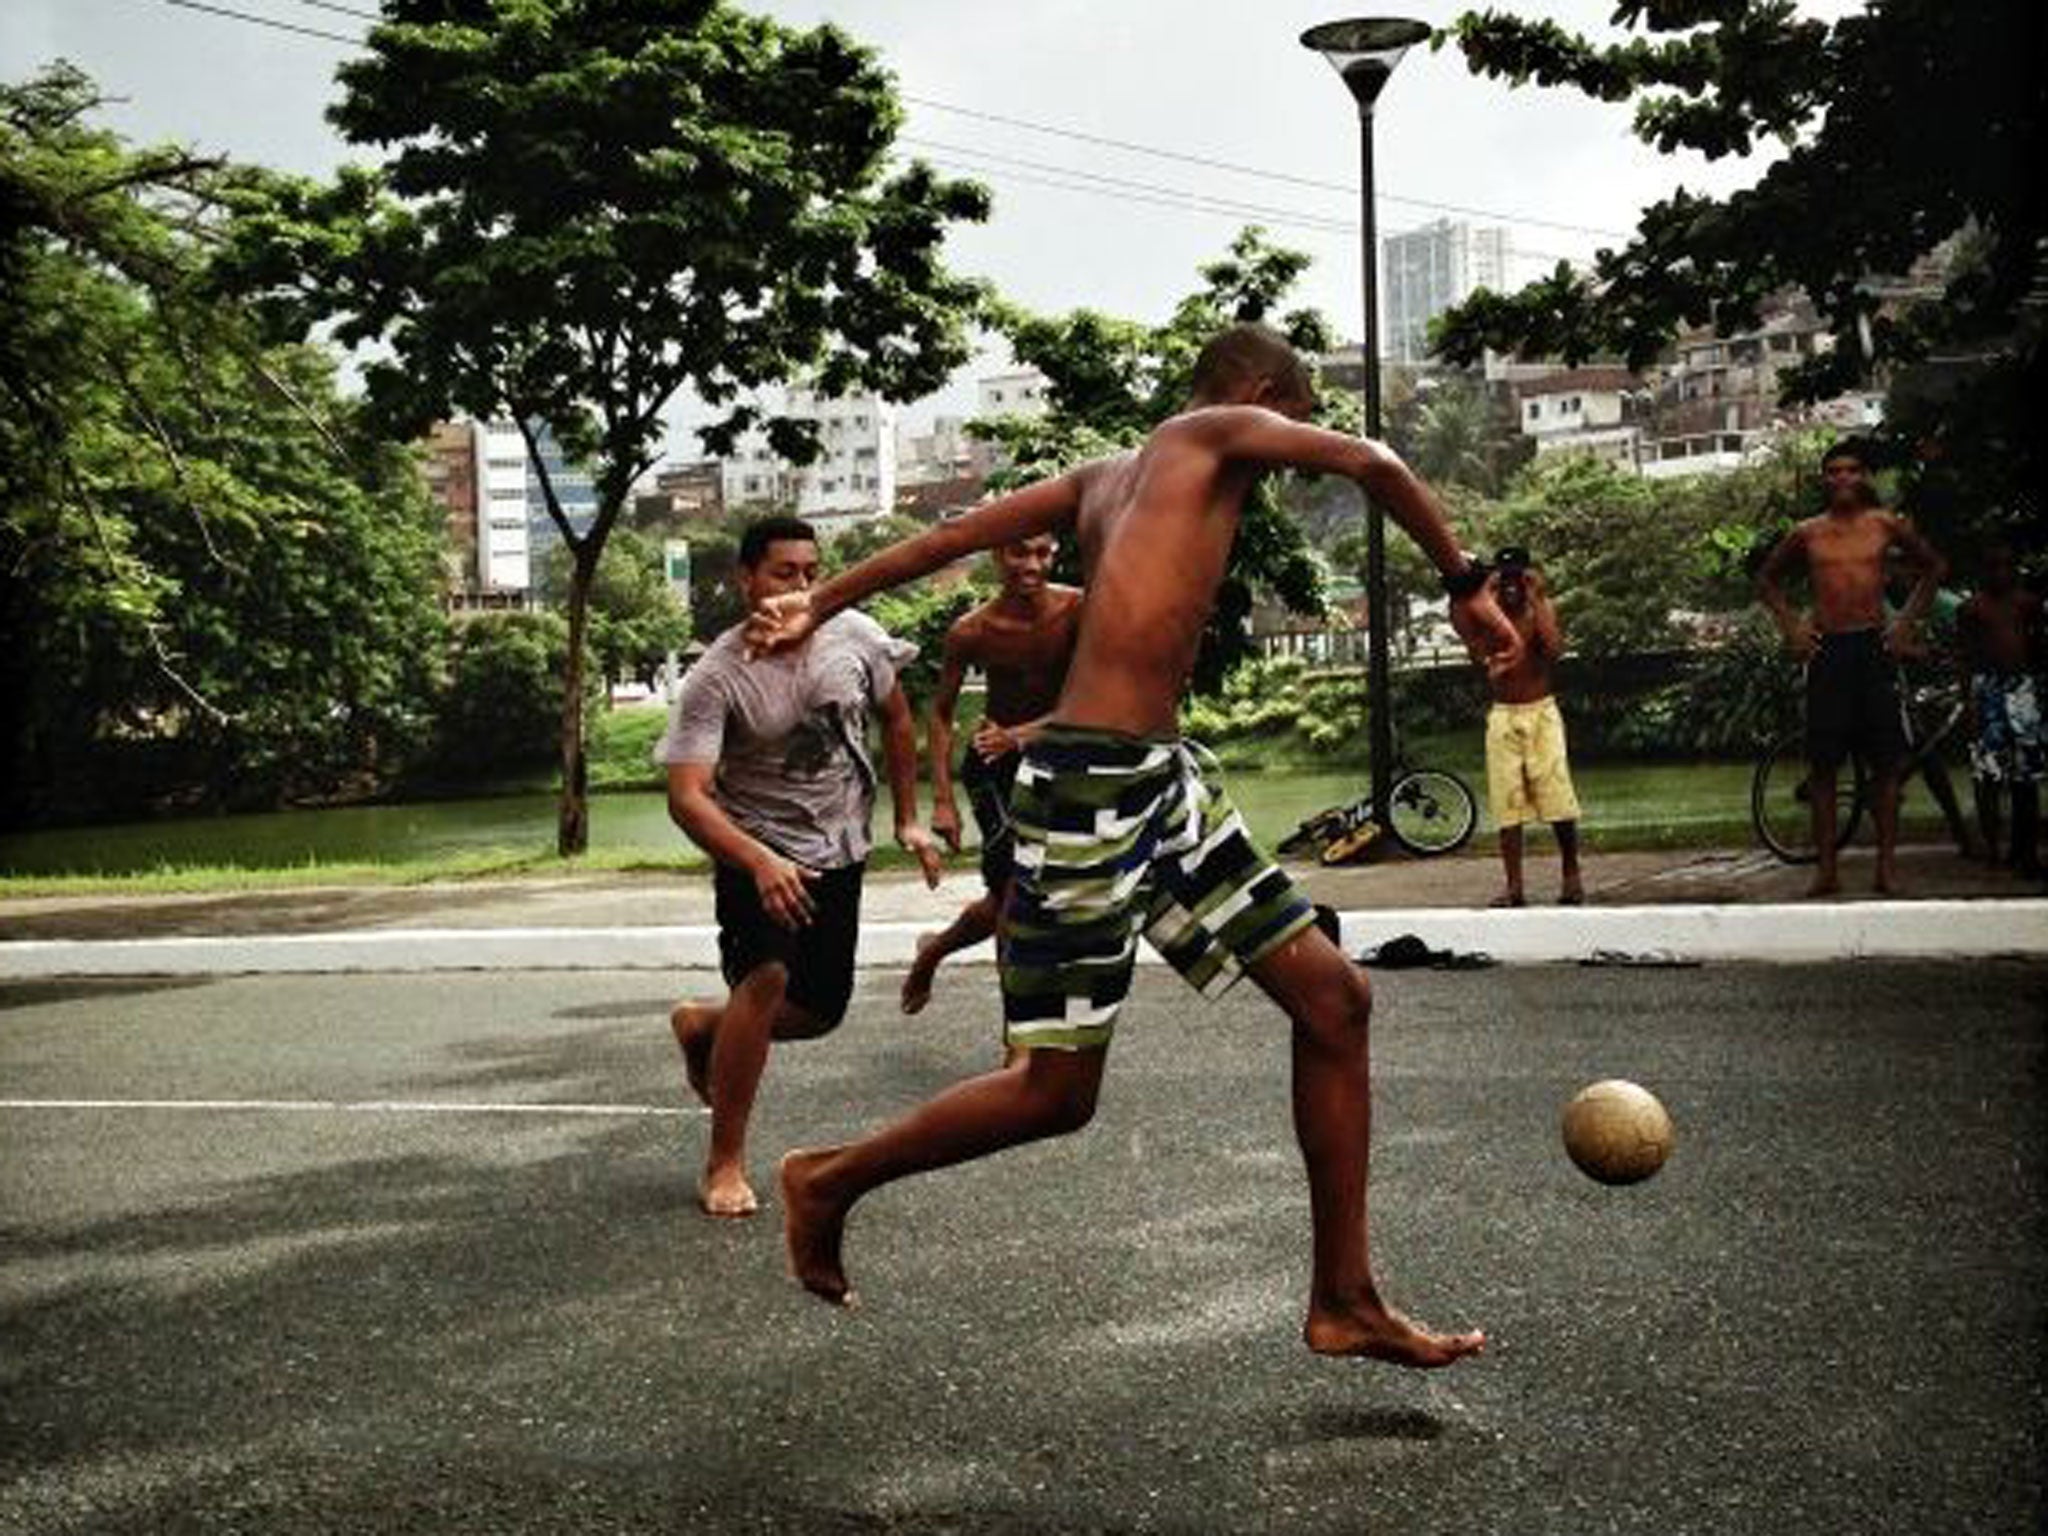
1300, 17, 1431, 833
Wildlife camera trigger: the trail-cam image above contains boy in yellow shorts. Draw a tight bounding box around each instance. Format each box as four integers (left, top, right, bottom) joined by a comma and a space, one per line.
1478, 547, 1584, 906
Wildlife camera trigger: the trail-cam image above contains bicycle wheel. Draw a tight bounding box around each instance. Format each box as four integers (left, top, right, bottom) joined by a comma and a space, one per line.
1750, 732, 1866, 863
1385, 768, 1478, 856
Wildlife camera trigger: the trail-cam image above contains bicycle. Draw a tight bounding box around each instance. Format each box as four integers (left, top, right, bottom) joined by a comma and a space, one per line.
1277, 753, 1479, 863
1750, 668, 1970, 863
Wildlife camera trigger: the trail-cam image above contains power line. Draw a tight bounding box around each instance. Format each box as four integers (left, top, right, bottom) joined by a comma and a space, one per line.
189, 0, 1634, 243
161, 0, 359, 44
901, 141, 1358, 236
898, 93, 1630, 240
280, 0, 378, 17
908, 145, 1584, 268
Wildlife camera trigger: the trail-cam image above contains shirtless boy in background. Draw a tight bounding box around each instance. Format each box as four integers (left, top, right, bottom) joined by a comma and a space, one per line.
1757, 440, 1948, 895
900, 533, 1081, 1019
1958, 542, 2045, 878
1474, 547, 1584, 907
747, 323, 1516, 1370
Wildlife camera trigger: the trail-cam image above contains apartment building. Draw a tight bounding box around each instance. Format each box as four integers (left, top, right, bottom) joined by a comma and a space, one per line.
1382, 219, 1510, 367
720, 387, 896, 528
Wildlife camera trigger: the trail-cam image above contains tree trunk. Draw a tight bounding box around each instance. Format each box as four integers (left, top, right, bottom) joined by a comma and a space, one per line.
557, 550, 595, 857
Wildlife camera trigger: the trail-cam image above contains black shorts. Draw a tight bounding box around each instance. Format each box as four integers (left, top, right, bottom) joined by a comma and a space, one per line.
712, 860, 864, 1027
1806, 629, 1906, 772
960, 749, 1021, 892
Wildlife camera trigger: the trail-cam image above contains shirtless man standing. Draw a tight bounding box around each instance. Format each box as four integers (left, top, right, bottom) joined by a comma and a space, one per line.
748, 323, 1514, 1369
1475, 547, 1584, 907
899, 532, 1081, 1018
1958, 542, 2045, 878
1758, 439, 1948, 896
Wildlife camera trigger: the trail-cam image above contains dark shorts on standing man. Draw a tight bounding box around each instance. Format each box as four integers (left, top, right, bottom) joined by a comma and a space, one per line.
713, 859, 864, 1027
1806, 628, 1905, 772
999, 727, 1317, 1053
959, 747, 1021, 892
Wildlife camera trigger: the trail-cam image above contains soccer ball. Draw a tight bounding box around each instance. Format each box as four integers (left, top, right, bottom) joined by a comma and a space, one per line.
1561, 1079, 1674, 1186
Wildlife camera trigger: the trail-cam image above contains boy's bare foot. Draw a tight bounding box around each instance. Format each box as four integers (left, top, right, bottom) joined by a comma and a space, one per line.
1806, 873, 1840, 898
1488, 891, 1525, 909
780, 1149, 854, 1305
669, 1002, 715, 1106
1558, 882, 1585, 906
1873, 870, 1903, 896
698, 1163, 758, 1219
1304, 1302, 1486, 1369
899, 932, 944, 1015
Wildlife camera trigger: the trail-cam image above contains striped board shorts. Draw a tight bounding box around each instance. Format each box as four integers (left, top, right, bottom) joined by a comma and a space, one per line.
1000, 726, 1317, 1052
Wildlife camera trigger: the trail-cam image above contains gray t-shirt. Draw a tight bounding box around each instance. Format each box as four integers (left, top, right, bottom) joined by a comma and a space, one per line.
653, 610, 916, 869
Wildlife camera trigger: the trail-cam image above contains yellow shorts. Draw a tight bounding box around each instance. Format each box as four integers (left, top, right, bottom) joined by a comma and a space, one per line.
1486, 697, 1582, 829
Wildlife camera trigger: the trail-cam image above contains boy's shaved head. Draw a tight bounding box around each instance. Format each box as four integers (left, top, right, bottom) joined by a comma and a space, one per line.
1189, 322, 1312, 404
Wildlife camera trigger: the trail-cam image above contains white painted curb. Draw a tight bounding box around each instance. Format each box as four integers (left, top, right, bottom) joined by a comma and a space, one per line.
1, 901, 2041, 978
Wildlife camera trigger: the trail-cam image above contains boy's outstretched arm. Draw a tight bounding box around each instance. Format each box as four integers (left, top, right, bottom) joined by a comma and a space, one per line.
748, 471, 1085, 653
1183, 406, 1520, 663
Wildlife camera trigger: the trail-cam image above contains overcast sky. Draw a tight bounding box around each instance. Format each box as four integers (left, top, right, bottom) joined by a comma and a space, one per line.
5, 0, 1860, 450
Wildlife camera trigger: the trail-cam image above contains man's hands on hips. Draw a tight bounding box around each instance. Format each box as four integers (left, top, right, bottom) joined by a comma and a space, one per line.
1782, 616, 1819, 662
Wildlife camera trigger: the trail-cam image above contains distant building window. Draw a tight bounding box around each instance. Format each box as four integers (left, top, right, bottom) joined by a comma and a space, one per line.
1526, 401, 1540, 420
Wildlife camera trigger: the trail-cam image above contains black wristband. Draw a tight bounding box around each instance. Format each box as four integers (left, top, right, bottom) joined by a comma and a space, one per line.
1440, 558, 1490, 599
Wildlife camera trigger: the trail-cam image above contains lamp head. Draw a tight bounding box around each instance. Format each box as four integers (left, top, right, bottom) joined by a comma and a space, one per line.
1299, 17, 1432, 109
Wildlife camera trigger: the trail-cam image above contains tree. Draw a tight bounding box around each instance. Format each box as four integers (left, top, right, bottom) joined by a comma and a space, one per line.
970, 227, 1335, 692
0, 65, 447, 826
682, 525, 746, 646
423, 611, 571, 783
824, 512, 930, 571
537, 527, 691, 697
1395, 370, 1528, 497
218, 0, 989, 853
1433, 1, 2045, 549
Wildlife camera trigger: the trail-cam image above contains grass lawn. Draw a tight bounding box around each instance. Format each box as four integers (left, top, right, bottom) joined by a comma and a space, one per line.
0, 706, 1966, 892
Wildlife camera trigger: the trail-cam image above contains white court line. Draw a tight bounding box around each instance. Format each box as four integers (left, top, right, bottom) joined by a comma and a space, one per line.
0, 1097, 696, 1117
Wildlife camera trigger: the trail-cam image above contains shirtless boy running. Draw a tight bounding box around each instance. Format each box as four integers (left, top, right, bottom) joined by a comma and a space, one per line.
748, 323, 1514, 1369
899, 532, 1081, 1018
1757, 439, 1948, 895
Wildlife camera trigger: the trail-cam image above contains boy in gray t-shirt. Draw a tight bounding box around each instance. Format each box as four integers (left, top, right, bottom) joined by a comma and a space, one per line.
656, 517, 940, 1219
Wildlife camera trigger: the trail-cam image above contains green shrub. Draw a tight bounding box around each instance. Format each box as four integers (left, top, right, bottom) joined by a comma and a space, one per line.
417, 612, 578, 785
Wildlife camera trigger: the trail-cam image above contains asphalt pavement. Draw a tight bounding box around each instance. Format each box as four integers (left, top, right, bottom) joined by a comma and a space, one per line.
3, 843, 2044, 976
1, 962, 2043, 1533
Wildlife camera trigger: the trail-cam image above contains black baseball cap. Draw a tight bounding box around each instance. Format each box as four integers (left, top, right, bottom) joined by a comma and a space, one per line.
1494, 545, 1531, 571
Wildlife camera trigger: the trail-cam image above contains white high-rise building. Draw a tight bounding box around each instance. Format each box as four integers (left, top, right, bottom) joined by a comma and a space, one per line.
1381, 219, 1509, 366
976, 369, 1048, 421
474, 419, 532, 593
720, 388, 896, 528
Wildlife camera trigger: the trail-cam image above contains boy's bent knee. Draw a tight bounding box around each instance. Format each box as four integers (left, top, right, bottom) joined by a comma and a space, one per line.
1019, 1048, 1105, 1135
772, 1000, 840, 1041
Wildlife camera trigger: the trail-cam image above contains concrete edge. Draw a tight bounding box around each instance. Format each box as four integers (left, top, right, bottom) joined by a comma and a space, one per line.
1, 901, 2042, 977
